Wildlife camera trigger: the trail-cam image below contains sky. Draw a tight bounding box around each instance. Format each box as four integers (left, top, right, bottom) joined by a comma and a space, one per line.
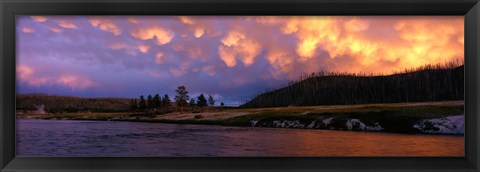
16, 16, 464, 106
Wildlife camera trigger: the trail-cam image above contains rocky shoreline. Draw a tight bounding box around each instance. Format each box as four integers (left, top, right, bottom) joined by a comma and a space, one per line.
249, 115, 464, 135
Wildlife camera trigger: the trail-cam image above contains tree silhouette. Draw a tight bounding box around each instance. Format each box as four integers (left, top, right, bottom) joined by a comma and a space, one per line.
174, 86, 189, 107
241, 63, 464, 108
153, 94, 161, 108
208, 95, 215, 106
189, 98, 196, 106
147, 95, 153, 109
162, 94, 171, 107
197, 94, 208, 107
130, 99, 138, 110
138, 95, 147, 110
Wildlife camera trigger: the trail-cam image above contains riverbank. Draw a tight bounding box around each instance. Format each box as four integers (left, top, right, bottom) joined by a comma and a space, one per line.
17, 101, 465, 134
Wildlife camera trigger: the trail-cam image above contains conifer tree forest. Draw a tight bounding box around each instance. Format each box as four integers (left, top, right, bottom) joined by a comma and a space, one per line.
241, 63, 464, 108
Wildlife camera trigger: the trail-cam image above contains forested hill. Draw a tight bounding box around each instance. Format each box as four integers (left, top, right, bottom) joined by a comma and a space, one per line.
240, 64, 464, 108
16, 93, 131, 113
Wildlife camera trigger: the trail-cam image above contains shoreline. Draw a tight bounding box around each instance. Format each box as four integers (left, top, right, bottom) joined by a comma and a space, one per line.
16, 117, 465, 136
17, 101, 465, 135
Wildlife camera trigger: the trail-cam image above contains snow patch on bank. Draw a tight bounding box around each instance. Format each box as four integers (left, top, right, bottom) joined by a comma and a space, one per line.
272, 120, 305, 128
345, 119, 384, 131
250, 117, 384, 131
250, 120, 259, 127
322, 117, 333, 126
413, 115, 464, 134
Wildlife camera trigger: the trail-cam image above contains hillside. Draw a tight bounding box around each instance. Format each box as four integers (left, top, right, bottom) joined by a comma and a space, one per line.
16, 93, 131, 113
241, 64, 464, 108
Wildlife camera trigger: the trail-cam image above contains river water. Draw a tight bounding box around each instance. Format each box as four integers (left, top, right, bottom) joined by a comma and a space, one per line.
16, 119, 464, 157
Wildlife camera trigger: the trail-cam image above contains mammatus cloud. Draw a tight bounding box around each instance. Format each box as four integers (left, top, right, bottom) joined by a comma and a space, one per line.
58, 20, 78, 29
89, 18, 122, 36
137, 45, 150, 53
267, 49, 296, 79
179, 16, 195, 25
126, 17, 138, 24
56, 75, 97, 90
155, 52, 165, 64
49, 27, 63, 33
22, 27, 35, 33
130, 27, 175, 45
17, 65, 47, 86
31, 16, 48, 22
218, 31, 262, 67
261, 16, 464, 75
16, 16, 463, 102
194, 28, 205, 38
108, 42, 153, 56
17, 65, 97, 90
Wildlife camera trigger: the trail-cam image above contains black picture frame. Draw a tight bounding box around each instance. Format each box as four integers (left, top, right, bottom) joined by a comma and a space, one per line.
1, 0, 479, 171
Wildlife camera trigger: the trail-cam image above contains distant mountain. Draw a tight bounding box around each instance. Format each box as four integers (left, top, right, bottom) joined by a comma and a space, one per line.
16, 94, 132, 113
241, 64, 464, 108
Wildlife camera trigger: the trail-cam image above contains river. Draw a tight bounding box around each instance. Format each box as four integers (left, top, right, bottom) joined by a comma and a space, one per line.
16, 119, 464, 157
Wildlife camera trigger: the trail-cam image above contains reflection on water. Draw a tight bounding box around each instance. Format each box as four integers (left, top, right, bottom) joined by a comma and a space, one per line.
16, 119, 464, 157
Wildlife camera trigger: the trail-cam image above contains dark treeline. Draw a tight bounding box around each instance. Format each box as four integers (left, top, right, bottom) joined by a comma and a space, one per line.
17, 86, 224, 114
16, 93, 131, 113
241, 62, 464, 108
129, 86, 221, 114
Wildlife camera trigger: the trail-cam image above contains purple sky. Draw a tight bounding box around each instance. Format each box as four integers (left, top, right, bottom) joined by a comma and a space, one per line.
16, 16, 464, 106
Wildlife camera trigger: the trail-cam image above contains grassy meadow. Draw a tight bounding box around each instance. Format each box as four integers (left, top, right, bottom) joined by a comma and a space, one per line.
17, 100, 464, 134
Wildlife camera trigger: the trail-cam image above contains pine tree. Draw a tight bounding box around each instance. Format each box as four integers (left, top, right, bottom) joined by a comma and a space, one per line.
162, 94, 171, 107
174, 86, 189, 107
147, 95, 153, 109
197, 94, 208, 107
138, 95, 146, 110
153, 94, 161, 108
208, 95, 215, 106
189, 98, 196, 106
130, 99, 138, 110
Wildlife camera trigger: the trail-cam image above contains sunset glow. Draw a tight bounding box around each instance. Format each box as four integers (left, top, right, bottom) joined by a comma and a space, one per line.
16, 16, 464, 105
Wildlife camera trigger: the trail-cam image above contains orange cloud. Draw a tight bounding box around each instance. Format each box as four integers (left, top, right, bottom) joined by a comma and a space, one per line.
22, 27, 35, 33
155, 52, 165, 64
218, 31, 262, 67
137, 45, 150, 53
279, 17, 342, 61
48, 27, 63, 33
31, 16, 48, 22
193, 28, 205, 38
127, 17, 138, 24
458, 36, 464, 44
344, 18, 369, 32
17, 65, 96, 90
250, 16, 283, 25
221, 31, 245, 47
56, 75, 97, 90
130, 27, 175, 45
107, 42, 138, 56
89, 18, 122, 36
267, 49, 296, 79
58, 20, 78, 29
218, 47, 237, 67
16, 65, 47, 86
179, 16, 194, 25
265, 16, 464, 75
